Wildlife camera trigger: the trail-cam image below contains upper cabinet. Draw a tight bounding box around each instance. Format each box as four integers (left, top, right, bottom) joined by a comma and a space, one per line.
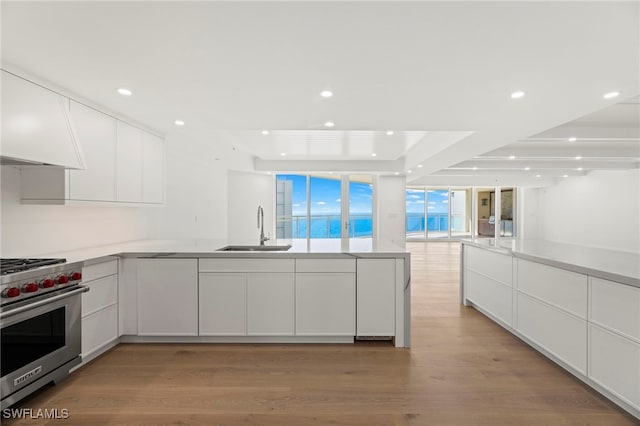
16, 77, 165, 206
1, 70, 85, 168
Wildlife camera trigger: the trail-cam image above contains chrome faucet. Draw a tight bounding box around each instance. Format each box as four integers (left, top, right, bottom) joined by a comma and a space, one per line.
257, 205, 269, 245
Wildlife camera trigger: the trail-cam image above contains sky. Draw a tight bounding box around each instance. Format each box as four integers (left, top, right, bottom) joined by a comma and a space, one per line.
277, 174, 372, 216
406, 189, 449, 214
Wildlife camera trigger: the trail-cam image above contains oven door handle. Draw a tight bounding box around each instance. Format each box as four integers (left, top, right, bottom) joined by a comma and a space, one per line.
0, 286, 90, 320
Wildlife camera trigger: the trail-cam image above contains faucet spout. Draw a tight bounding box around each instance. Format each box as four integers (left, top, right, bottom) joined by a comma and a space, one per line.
257, 205, 269, 245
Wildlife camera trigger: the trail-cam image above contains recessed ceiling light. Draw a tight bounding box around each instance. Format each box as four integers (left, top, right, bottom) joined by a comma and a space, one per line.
324, 121, 335, 128
174, 120, 185, 126
563, 174, 569, 178
408, 170, 413, 173
417, 164, 423, 168
117, 88, 132, 96
535, 174, 541, 178
261, 130, 269, 135
280, 152, 286, 157
394, 172, 400, 175
568, 137, 577, 142
511, 91, 526, 99
320, 90, 333, 98
267, 172, 272, 175
603, 91, 620, 99
575, 156, 582, 160
472, 166, 478, 171
509, 155, 516, 160
371, 153, 377, 157
524, 167, 531, 171
386, 130, 394, 136
577, 167, 583, 171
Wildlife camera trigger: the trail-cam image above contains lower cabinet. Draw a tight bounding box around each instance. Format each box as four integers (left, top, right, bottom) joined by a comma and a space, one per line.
356, 259, 395, 336
80, 259, 119, 363
199, 273, 247, 336
247, 273, 295, 336
295, 273, 355, 336
137, 258, 198, 336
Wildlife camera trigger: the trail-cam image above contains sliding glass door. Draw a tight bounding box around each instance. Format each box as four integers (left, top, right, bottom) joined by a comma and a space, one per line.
406, 186, 474, 240
426, 189, 449, 239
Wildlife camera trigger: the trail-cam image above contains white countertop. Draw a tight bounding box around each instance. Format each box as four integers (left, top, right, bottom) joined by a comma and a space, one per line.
462, 238, 640, 287
28, 238, 409, 265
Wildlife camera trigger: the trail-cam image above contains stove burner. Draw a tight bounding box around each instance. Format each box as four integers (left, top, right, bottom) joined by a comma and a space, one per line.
0, 258, 67, 275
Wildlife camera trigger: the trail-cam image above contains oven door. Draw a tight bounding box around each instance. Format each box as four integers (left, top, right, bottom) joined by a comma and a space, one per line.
0, 286, 87, 404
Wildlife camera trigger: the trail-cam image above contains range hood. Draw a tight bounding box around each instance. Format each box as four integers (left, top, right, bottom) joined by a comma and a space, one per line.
1, 70, 85, 169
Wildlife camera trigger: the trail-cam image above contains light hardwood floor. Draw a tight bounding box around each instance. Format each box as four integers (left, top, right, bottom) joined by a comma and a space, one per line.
5, 242, 638, 425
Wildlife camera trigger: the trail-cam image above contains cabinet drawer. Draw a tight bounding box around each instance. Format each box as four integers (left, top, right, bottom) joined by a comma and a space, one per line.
296, 258, 356, 273
590, 277, 640, 341
466, 269, 512, 326
516, 293, 587, 374
465, 246, 512, 285
82, 304, 118, 358
517, 259, 587, 318
82, 275, 118, 316
200, 258, 294, 273
83, 259, 118, 282
589, 324, 640, 408
296, 273, 355, 336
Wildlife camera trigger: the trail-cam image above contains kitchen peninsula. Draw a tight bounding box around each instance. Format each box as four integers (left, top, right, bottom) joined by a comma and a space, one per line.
20, 239, 410, 371
460, 238, 640, 421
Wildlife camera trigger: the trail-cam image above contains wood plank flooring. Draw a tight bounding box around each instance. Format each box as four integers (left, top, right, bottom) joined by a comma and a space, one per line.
5, 242, 638, 425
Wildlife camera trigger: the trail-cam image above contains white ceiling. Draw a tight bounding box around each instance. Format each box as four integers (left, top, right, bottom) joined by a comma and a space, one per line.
1, 1, 638, 187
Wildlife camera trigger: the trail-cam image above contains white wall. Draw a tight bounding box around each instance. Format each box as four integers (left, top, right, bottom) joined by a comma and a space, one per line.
0, 166, 151, 256
528, 169, 640, 252
375, 175, 406, 248
226, 170, 274, 244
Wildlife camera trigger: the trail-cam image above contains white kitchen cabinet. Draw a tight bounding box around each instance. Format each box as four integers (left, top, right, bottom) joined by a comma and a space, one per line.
589, 277, 640, 341
247, 273, 295, 336
68, 101, 117, 202
142, 132, 164, 204
137, 259, 198, 336
516, 292, 587, 374
464, 246, 513, 327
116, 121, 143, 203
1, 70, 84, 168
296, 273, 355, 336
356, 259, 395, 336
589, 324, 640, 409
199, 273, 247, 336
80, 259, 119, 364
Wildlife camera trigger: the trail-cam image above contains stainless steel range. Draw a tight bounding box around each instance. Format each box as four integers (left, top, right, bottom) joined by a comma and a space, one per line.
0, 258, 88, 409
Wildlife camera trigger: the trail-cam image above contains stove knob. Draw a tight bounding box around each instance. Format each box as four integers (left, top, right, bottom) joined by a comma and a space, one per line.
1, 287, 21, 298
40, 278, 55, 288
22, 282, 39, 293
70, 271, 82, 281
56, 274, 69, 285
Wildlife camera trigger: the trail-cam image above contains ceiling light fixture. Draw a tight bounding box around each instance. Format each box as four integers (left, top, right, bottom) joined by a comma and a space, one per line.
472, 167, 478, 171
371, 153, 377, 157
511, 91, 526, 99
324, 121, 335, 128
577, 167, 583, 171
394, 172, 400, 175
603, 91, 620, 99
174, 120, 185, 126
386, 130, 394, 136
575, 156, 582, 160
261, 130, 269, 135
535, 174, 541, 178
280, 152, 286, 157
563, 174, 569, 178
117, 88, 132, 96
524, 167, 531, 171
509, 155, 516, 160
568, 137, 577, 142
320, 90, 333, 98
408, 170, 413, 173
417, 164, 423, 168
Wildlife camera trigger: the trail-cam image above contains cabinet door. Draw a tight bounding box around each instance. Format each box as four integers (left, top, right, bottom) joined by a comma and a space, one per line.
68, 101, 117, 201
137, 259, 198, 336
82, 304, 118, 358
142, 132, 164, 204
356, 259, 395, 336
296, 273, 355, 336
247, 273, 294, 336
116, 121, 143, 202
199, 273, 247, 336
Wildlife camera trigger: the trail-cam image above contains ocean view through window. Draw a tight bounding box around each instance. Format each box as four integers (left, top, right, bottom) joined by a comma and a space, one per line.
276, 174, 373, 239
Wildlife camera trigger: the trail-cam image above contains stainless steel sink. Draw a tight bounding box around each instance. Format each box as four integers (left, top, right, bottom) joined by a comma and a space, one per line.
217, 244, 292, 252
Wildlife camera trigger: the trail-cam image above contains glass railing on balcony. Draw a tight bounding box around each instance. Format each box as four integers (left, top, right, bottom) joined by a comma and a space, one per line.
276, 214, 373, 239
